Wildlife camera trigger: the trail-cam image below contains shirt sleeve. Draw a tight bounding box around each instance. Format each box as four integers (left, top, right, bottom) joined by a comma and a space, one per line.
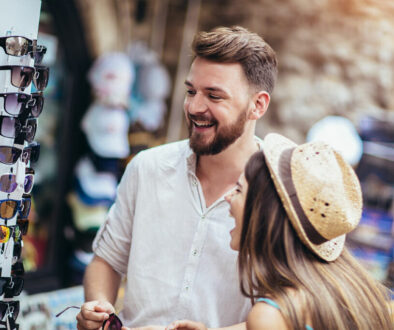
92, 155, 140, 276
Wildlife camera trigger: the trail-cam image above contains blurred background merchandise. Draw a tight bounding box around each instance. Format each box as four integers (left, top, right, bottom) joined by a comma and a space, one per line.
9, 0, 393, 328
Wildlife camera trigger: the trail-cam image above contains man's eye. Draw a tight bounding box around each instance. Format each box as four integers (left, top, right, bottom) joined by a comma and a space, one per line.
235, 188, 241, 193
209, 94, 221, 100
186, 90, 196, 95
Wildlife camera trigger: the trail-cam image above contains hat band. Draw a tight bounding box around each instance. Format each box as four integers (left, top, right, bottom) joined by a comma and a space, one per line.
279, 148, 327, 245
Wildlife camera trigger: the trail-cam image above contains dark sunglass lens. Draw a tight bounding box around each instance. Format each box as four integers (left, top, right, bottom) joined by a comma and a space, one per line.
29, 143, 40, 163
0, 278, 7, 296
6, 37, 29, 56
4, 94, 20, 115
35, 67, 49, 91
24, 174, 34, 193
17, 219, 29, 235
13, 242, 21, 259
0, 302, 7, 319
0, 116, 17, 138
19, 198, 31, 218
0, 174, 17, 193
102, 314, 123, 330
4, 277, 24, 298
12, 262, 24, 277
34, 46, 46, 65
0, 146, 20, 164
31, 95, 43, 117
10, 301, 20, 320
25, 120, 37, 143
11, 67, 33, 88
34, 52, 44, 65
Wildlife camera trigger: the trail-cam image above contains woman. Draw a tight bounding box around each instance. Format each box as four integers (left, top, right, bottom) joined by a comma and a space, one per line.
167, 133, 392, 330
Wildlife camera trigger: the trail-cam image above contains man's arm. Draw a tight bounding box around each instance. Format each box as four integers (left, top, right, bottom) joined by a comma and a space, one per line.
76, 255, 121, 330
84, 255, 121, 303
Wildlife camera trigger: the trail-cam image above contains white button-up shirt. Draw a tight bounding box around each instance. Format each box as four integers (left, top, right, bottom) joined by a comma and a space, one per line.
93, 140, 257, 327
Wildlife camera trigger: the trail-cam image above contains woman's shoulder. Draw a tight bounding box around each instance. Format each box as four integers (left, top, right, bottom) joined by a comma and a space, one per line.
247, 301, 288, 330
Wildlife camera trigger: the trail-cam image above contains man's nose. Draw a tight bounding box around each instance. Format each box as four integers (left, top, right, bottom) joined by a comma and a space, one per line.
187, 93, 208, 114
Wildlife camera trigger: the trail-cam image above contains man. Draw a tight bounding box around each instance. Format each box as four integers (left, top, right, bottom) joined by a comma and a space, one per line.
76, 26, 277, 330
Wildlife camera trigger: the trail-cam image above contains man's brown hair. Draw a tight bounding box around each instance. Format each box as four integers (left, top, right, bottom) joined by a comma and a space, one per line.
192, 26, 278, 94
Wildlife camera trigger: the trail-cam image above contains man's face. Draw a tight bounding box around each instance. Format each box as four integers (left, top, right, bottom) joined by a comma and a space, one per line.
184, 57, 253, 155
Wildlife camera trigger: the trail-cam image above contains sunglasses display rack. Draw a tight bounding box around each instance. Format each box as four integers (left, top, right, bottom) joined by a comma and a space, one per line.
0, 1, 43, 329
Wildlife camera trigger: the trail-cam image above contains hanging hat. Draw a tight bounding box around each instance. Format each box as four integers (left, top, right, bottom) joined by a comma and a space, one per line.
81, 103, 130, 159
263, 133, 363, 261
74, 157, 117, 201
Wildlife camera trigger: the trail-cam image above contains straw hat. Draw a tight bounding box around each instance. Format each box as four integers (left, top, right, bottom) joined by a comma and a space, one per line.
263, 133, 363, 261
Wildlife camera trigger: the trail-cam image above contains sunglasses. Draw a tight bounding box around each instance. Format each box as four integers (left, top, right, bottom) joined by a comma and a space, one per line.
0, 93, 44, 118
56, 306, 123, 329
0, 277, 24, 298
0, 65, 49, 91
0, 142, 40, 165
0, 116, 36, 142
0, 36, 33, 57
0, 196, 31, 220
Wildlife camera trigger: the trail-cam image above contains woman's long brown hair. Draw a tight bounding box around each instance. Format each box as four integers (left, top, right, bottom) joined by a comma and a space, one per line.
238, 151, 392, 329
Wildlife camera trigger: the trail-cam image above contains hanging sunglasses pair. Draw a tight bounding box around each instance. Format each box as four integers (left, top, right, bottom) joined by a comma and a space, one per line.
0, 167, 35, 194
0, 65, 49, 91
0, 142, 40, 165
0, 37, 46, 65
0, 277, 23, 298
0, 93, 44, 117
56, 306, 123, 329
0, 195, 31, 220
0, 36, 33, 57
0, 116, 36, 142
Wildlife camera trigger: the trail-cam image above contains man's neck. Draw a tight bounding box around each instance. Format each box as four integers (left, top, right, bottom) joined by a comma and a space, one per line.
195, 131, 260, 207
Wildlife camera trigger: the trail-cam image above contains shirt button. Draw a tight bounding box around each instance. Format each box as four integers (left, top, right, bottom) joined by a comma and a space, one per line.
201, 215, 205, 220
192, 249, 198, 256
185, 286, 189, 291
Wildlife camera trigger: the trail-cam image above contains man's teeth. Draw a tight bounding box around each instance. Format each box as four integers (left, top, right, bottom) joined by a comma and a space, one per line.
193, 121, 214, 127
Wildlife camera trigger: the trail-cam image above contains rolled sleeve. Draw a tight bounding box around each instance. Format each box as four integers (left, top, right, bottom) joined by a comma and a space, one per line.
92, 156, 139, 276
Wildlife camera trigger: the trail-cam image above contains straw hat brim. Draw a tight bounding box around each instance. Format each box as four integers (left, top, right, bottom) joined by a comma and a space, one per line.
263, 134, 345, 262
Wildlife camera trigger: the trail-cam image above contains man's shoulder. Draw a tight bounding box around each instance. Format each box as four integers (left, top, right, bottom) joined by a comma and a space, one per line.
131, 139, 191, 168
139, 139, 189, 158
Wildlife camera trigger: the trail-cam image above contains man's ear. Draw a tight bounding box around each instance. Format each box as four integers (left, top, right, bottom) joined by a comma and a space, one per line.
248, 91, 270, 120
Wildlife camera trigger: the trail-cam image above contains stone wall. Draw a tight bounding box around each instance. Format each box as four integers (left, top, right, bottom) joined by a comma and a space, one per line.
196, 0, 394, 142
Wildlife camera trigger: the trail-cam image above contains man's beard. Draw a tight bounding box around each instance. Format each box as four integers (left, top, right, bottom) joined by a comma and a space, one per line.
188, 110, 248, 155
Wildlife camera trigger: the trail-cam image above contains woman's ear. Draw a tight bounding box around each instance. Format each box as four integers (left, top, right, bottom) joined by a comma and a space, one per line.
248, 91, 270, 120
